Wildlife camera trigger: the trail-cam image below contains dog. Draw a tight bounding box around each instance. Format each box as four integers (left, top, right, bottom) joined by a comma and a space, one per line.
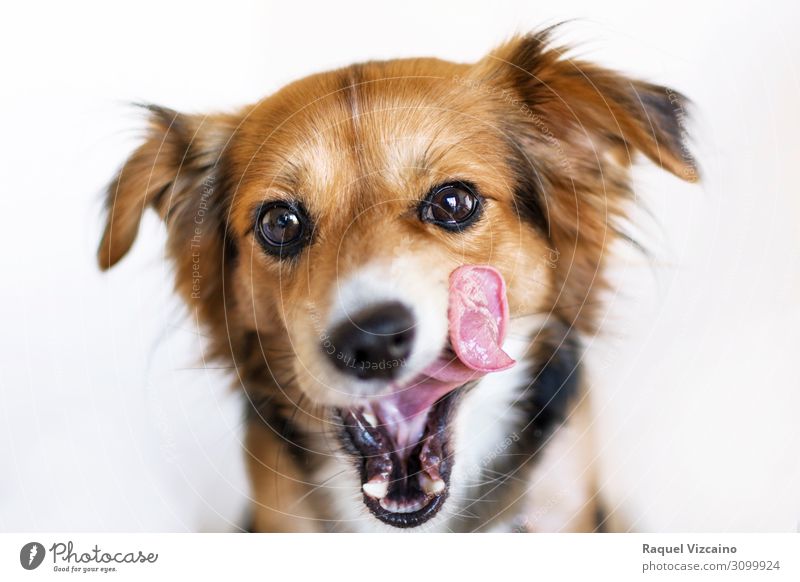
97, 28, 697, 532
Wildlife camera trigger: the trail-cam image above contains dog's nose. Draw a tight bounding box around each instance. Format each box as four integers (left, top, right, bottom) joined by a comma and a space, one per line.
326, 301, 415, 380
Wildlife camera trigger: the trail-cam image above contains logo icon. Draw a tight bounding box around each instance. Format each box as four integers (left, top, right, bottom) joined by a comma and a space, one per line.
20, 542, 46, 570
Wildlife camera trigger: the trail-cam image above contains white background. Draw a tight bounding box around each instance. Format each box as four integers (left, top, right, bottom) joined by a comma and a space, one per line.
0, 0, 798, 532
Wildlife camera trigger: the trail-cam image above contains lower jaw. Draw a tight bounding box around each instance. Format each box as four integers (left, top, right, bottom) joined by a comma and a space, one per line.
362, 487, 449, 528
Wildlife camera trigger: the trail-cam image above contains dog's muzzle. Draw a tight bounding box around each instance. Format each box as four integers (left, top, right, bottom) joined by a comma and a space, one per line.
325, 265, 518, 528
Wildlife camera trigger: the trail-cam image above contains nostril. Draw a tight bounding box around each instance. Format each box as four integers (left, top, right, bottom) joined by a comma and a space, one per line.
387, 330, 413, 359
353, 349, 370, 365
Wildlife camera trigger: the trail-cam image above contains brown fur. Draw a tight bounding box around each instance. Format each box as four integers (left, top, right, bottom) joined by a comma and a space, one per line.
98, 29, 696, 531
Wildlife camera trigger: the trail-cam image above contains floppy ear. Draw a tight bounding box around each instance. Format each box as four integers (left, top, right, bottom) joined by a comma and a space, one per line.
98, 105, 243, 338
479, 30, 698, 182
479, 27, 699, 182
472, 30, 699, 331
97, 105, 237, 269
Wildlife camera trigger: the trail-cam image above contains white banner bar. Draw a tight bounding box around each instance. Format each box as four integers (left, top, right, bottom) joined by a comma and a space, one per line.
2, 533, 797, 581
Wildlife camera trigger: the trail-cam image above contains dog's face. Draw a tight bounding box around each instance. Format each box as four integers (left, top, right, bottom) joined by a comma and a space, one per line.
227, 63, 551, 398
98, 31, 695, 531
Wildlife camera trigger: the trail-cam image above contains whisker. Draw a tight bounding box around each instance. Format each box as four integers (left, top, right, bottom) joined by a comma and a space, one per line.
445, 507, 480, 520
289, 469, 348, 510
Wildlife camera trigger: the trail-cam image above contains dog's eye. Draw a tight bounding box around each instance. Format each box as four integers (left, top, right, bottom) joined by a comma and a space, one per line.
256, 201, 310, 257
419, 183, 482, 231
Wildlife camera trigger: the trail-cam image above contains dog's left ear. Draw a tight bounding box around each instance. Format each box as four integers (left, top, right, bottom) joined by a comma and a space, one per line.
475, 30, 699, 183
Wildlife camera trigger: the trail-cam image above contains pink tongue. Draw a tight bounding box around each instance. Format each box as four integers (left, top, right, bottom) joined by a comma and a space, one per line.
448, 265, 515, 372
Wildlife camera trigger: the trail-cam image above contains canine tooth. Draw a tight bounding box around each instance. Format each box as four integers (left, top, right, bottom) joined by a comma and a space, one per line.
362, 412, 378, 427
362, 479, 389, 500
420, 473, 445, 495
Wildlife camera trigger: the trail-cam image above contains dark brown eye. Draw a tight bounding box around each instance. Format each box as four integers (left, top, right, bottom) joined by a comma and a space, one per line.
420, 183, 482, 230
256, 201, 310, 257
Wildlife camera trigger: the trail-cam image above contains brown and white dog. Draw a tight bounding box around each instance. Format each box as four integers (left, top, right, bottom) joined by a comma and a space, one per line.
98, 28, 696, 532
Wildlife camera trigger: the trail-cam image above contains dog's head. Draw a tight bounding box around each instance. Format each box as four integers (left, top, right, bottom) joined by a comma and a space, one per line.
98, 30, 696, 530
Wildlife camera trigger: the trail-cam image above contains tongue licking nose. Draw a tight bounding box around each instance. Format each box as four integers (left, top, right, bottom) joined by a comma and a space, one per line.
448, 264, 515, 373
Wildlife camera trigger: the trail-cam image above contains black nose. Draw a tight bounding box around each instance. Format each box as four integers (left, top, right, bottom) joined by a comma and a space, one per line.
326, 301, 415, 380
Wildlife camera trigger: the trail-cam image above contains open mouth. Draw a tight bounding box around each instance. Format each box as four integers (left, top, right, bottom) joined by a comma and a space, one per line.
339, 373, 461, 528
337, 265, 516, 528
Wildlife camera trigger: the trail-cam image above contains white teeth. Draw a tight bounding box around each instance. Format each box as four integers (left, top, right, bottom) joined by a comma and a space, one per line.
362, 479, 389, 500
362, 412, 378, 428
379, 497, 427, 514
420, 473, 446, 495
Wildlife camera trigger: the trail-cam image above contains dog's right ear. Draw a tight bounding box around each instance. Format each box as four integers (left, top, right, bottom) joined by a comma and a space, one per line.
97, 105, 237, 269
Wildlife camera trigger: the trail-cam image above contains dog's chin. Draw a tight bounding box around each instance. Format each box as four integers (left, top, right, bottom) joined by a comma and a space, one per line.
334, 355, 472, 528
